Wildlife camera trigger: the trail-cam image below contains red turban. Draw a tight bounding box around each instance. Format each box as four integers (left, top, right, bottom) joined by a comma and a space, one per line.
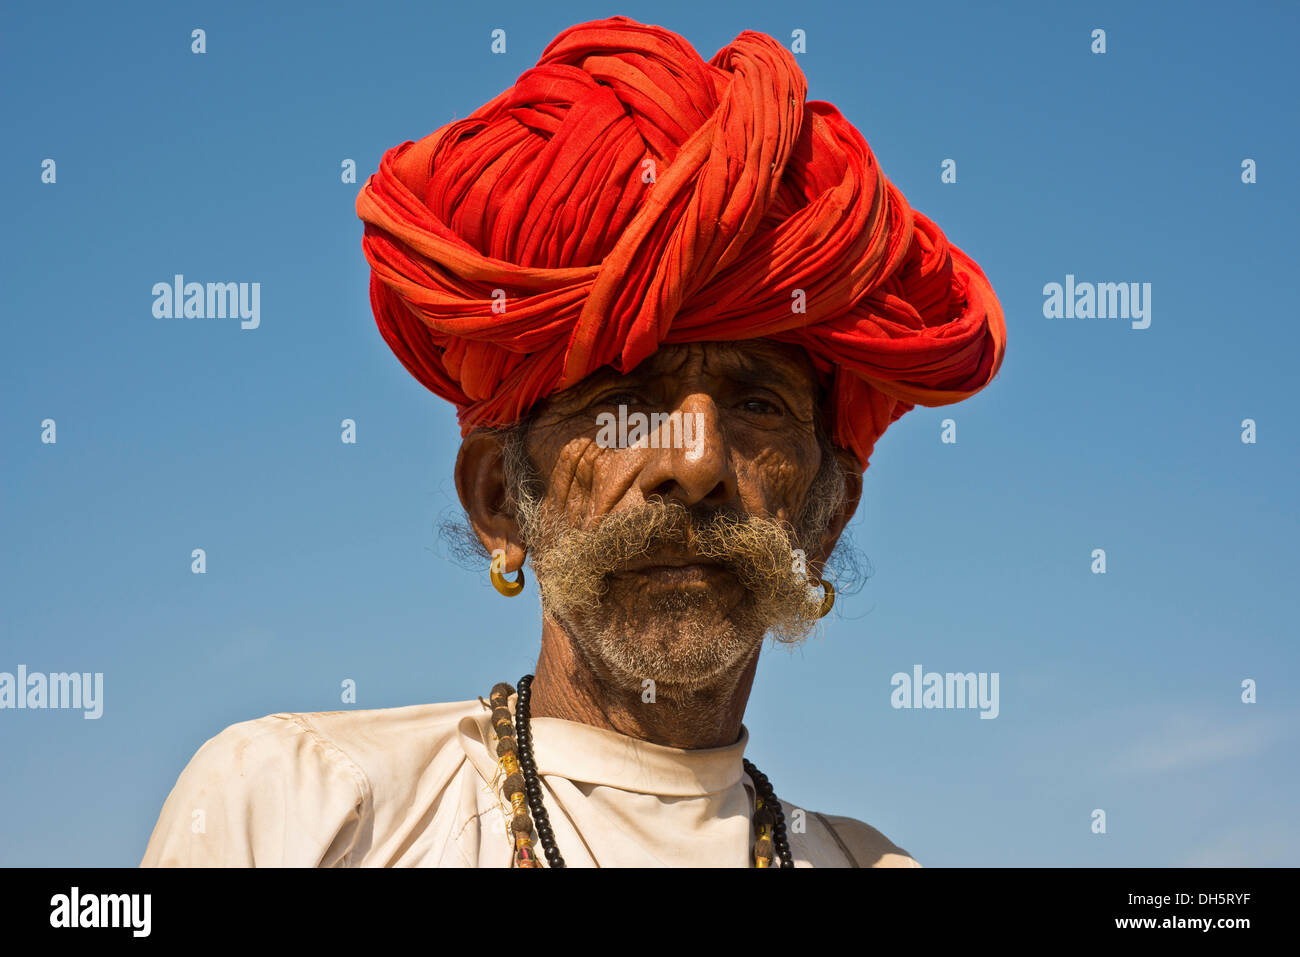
356, 15, 1006, 471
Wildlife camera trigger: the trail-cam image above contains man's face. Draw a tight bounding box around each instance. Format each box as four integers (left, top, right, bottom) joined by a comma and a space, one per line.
501, 341, 859, 692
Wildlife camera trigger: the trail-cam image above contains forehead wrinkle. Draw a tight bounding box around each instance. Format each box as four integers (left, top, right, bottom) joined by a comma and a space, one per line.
639, 344, 819, 415
725, 345, 817, 398
541, 349, 693, 413
691, 343, 820, 423
549, 341, 820, 411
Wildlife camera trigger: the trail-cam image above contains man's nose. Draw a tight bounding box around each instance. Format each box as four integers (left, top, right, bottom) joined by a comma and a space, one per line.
636, 394, 737, 508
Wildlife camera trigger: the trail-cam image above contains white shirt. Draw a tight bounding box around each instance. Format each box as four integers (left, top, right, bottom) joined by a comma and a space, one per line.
141, 695, 919, 868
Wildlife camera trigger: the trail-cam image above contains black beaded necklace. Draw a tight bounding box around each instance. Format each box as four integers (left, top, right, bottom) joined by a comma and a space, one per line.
488, 675, 795, 868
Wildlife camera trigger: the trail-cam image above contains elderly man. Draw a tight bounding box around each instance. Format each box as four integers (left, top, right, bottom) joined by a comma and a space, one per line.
141, 16, 1004, 868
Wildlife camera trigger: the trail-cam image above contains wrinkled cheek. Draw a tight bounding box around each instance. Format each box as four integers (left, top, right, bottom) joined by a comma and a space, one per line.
535, 438, 600, 524
734, 458, 806, 524
551, 441, 634, 527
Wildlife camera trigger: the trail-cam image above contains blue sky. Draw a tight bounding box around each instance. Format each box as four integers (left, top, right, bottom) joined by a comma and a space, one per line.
2, 0, 1296, 866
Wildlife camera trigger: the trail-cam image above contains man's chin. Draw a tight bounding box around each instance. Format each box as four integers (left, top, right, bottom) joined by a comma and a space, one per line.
553, 599, 765, 694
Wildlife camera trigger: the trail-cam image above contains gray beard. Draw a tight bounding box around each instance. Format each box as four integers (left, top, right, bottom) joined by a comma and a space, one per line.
542, 584, 770, 694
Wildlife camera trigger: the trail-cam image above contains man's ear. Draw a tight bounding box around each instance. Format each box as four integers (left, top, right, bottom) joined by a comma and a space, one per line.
454, 429, 527, 574
808, 447, 863, 574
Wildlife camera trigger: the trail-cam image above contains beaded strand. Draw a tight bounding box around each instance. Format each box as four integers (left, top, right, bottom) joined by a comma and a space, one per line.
489, 675, 793, 868
487, 681, 542, 867
744, 757, 795, 868
514, 675, 564, 867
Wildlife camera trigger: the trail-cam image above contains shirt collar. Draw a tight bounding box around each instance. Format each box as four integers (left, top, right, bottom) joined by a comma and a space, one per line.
458, 694, 748, 797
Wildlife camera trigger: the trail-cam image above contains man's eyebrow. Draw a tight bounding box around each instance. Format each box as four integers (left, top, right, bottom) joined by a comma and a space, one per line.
573, 365, 640, 392
544, 365, 635, 409
559, 350, 817, 403
721, 354, 815, 401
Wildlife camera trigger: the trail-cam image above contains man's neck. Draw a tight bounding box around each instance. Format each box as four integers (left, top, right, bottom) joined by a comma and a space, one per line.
527, 617, 760, 750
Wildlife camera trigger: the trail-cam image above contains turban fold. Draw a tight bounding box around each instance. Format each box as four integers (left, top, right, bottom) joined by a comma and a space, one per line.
356, 15, 1006, 471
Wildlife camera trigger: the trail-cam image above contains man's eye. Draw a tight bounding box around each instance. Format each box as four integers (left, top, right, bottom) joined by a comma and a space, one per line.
600, 391, 645, 407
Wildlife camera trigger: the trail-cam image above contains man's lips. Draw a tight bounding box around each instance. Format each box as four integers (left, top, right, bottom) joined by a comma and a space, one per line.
617, 554, 723, 572
610, 555, 734, 587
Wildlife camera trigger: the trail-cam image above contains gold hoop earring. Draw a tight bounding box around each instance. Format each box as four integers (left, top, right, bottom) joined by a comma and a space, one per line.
490, 551, 525, 597
815, 577, 835, 619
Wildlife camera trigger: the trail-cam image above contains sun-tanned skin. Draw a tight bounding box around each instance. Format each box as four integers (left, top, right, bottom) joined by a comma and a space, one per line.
455, 341, 863, 750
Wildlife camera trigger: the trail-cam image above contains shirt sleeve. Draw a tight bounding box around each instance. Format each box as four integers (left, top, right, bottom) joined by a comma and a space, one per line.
140, 713, 371, 867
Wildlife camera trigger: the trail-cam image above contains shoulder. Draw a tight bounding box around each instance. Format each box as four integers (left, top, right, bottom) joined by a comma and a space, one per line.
142, 699, 484, 867
788, 803, 921, 868
290, 698, 486, 782
184, 699, 484, 798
